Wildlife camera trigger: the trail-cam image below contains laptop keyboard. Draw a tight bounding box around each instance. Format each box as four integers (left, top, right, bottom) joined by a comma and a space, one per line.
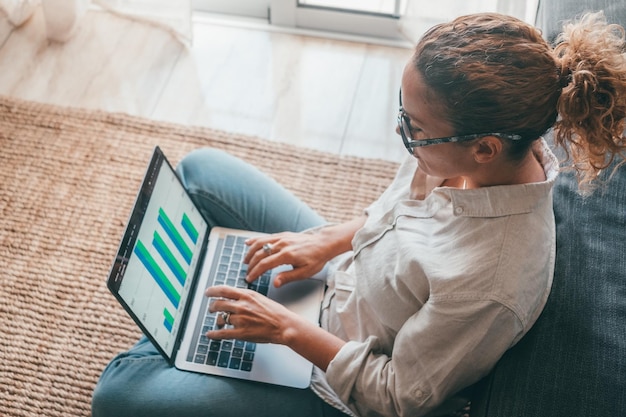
190, 235, 271, 372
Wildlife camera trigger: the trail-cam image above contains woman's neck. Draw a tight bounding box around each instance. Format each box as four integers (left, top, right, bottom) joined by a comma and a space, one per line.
461, 150, 546, 189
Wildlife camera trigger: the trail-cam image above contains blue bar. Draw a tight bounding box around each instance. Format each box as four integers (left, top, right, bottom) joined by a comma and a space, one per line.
134, 240, 180, 309
152, 231, 186, 286
163, 308, 174, 333
158, 208, 192, 264
163, 318, 173, 333
181, 213, 199, 244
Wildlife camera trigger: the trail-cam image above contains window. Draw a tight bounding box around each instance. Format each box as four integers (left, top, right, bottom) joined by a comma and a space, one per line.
192, 0, 538, 42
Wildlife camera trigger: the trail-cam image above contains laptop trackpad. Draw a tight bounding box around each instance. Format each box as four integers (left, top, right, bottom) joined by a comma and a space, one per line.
267, 275, 324, 323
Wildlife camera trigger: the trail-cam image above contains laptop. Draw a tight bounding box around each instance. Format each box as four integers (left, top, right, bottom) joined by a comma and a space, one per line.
107, 146, 325, 389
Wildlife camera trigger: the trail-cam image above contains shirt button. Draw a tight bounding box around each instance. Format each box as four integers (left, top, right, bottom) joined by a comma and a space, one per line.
415, 389, 423, 398
454, 206, 464, 215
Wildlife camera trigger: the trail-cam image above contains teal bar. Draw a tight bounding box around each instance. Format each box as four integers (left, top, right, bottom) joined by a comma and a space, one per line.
181, 213, 199, 244
153, 231, 186, 286
134, 239, 181, 308
163, 307, 174, 333
158, 208, 192, 264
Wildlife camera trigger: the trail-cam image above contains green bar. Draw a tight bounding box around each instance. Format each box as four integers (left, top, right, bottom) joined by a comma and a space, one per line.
181, 213, 199, 244
163, 307, 174, 333
153, 231, 186, 286
134, 240, 181, 308
158, 208, 192, 264
163, 307, 174, 326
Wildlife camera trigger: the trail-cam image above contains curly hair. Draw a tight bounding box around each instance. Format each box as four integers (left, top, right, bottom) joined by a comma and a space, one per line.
554, 12, 626, 189
412, 12, 626, 190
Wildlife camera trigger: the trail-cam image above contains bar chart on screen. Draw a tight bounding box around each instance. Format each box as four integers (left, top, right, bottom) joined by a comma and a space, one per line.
119, 190, 205, 352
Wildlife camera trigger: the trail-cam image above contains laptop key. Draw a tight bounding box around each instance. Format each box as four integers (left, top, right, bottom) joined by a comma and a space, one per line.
241, 361, 253, 372
259, 273, 271, 286
206, 351, 218, 366
217, 351, 231, 367
229, 358, 242, 370
215, 272, 226, 285
204, 316, 215, 327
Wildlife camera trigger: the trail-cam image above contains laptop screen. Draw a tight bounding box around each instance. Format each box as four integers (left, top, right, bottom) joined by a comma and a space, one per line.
108, 147, 209, 359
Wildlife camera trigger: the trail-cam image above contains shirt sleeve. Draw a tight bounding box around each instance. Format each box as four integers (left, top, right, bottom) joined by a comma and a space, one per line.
325, 298, 524, 417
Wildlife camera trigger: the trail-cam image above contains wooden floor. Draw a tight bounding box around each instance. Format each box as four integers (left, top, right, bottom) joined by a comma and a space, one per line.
0, 6, 413, 162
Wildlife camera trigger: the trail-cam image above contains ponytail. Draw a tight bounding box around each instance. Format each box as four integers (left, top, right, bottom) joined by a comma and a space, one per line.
553, 12, 626, 189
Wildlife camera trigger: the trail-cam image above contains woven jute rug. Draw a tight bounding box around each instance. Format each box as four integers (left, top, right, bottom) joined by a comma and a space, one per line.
0, 96, 399, 416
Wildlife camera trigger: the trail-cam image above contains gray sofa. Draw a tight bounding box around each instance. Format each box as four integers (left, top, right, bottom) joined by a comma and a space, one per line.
469, 1, 626, 416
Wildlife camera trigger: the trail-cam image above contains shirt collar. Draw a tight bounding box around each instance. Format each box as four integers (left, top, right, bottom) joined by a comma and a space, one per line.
415, 139, 559, 217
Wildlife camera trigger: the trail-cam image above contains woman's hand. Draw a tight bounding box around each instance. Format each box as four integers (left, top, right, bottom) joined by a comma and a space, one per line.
244, 231, 331, 287
205, 285, 346, 371
206, 285, 296, 345
244, 215, 367, 287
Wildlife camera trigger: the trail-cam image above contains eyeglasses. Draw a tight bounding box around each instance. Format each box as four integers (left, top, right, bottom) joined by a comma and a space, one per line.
397, 90, 522, 155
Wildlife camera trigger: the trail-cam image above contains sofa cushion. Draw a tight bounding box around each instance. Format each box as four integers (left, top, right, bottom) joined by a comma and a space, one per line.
536, 0, 626, 43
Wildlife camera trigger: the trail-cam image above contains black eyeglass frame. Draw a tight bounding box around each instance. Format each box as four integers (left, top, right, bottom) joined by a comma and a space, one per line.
397, 90, 522, 154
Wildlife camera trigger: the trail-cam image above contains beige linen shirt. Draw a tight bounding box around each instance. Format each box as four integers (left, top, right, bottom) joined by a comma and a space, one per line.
311, 140, 559, 417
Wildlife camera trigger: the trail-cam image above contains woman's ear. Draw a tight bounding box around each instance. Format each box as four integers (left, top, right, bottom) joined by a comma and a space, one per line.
473, 136, 503, 164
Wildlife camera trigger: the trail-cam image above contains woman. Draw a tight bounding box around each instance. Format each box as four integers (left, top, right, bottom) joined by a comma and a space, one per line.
92, 12, 626, 417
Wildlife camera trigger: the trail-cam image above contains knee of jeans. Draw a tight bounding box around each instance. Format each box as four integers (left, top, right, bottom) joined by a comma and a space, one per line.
91, 367, 123, 417
91, 357, 154, 417
176, 148, 239, 190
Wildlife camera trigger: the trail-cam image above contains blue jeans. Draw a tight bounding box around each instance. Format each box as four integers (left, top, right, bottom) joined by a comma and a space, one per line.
92, 149, 345, 417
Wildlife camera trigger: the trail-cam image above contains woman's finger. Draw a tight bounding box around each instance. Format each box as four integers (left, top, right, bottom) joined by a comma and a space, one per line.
205, 284, 245, 300
243, 237, 265, 264
206, 326, 239, 340
244, 235, 282, 264
274, 265, 319, 287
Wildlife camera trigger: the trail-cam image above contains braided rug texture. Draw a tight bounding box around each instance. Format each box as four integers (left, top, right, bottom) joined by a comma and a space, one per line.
0, 96, 399, 416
